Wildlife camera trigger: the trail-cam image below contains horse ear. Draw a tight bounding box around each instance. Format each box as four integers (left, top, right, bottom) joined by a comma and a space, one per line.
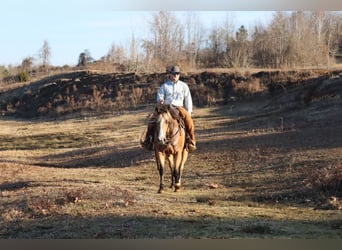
155, 103, 162, 113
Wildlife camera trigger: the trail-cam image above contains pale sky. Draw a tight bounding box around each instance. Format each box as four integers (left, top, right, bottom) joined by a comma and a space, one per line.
0, 0, 338, 66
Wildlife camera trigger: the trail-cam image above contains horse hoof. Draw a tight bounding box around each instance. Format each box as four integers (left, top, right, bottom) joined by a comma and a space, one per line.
157, 189, 163, 194
174, 183, 181, 192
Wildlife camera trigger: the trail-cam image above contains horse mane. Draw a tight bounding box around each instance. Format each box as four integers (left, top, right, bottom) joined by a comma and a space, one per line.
155, 104, 180, 121
155, 103, 168, 114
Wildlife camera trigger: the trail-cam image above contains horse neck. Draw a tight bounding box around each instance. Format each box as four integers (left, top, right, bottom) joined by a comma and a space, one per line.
167, 116, 182, 139
157, 112, 178, 137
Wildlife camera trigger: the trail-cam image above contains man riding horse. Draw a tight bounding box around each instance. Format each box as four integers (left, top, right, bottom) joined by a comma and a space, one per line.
141, 65, 197, 152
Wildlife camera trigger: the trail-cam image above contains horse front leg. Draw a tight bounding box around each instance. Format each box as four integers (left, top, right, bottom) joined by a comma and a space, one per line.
174, 148, 189, 192
173, 152, 184, 192
167, 155, 175, 189
156, 152, 166, 193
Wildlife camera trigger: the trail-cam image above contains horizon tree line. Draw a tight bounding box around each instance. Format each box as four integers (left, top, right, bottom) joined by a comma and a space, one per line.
102, 11, 342, 71
1, 11, 342, 82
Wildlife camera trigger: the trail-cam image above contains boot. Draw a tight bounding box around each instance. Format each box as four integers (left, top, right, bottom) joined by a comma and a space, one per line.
186, 135, 197, 152
188, 141, 196, 151
141, 135, 154, 151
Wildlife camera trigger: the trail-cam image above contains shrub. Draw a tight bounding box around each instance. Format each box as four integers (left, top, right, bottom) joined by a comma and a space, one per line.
18, 71, 30, 82
232, 77, 265, 97
304, 163, 342, 197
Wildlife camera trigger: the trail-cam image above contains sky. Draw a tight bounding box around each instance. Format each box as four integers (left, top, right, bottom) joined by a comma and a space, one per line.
0, 0, 339, 67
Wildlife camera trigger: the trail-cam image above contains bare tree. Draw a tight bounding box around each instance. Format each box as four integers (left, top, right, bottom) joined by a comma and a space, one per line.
148, 11, 185, 67
252, 11, 342, 69
207, 24, 225, 67
38, 40, 51, 67
308, 11, 329, 67
127, 33, 142, 72
185, 12, 203, 69
289, 11, 334, 68
106, 43, 125, 65
269, 11, 291, 68
199, 13, 235, 68
321, 12, 342, 67
141, 39, 154, 71
230, 25, 250, 68
251, 23, 272, 67
98, 10, 342, 70
222, 13, 235, 67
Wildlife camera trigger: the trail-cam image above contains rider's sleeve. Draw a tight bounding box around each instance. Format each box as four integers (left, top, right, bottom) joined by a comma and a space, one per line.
157, 84, 165, 103
183, 84, 193, 114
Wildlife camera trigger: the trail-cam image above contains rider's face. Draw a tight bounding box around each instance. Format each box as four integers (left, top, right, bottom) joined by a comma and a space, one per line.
170, 72, 180, 82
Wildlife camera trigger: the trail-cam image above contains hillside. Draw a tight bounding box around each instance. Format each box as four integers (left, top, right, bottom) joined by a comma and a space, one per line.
1, 68, 342, 118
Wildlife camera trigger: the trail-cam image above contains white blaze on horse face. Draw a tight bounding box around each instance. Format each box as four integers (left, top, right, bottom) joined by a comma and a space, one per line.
157, 116, 166, 142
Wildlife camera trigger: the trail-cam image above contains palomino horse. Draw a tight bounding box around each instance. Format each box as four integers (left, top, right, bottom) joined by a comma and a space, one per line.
153, 104, 189, 193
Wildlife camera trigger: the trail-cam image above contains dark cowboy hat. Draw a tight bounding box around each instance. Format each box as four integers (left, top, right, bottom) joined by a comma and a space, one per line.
169, 65, 180, 73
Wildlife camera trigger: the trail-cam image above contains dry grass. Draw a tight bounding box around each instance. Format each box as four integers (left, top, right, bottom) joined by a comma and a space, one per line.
0, 97, 341, 238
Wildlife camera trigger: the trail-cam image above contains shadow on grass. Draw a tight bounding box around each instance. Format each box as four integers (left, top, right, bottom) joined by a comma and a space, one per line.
196, 125, 342, 153
34, 144, 153, 168
1, 212, 340, 239
30, 121, 342, 169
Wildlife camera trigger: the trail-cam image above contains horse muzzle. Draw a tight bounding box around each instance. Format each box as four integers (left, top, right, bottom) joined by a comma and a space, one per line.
157, 137, 168, 146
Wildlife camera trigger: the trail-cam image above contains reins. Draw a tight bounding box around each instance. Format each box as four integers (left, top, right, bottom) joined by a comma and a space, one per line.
166, 121, 181, 142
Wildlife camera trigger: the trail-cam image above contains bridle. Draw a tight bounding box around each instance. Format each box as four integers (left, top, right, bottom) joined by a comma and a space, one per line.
156, 110, 182, 146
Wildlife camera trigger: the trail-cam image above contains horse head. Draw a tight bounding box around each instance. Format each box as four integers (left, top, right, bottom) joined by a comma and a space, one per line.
154, 104, 180, 150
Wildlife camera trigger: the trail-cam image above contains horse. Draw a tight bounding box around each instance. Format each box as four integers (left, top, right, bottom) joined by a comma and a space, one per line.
153, 104, 189, 193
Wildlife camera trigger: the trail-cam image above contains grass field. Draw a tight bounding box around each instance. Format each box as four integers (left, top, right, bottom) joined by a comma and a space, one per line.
0, 90, 341, 238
